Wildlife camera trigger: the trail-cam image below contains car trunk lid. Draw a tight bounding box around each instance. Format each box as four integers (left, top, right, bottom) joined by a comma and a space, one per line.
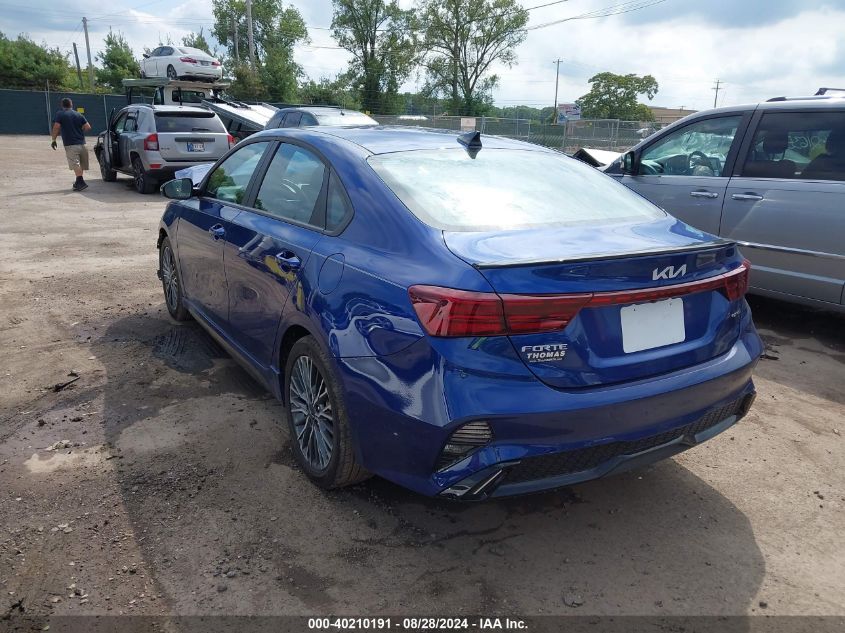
439, 218, 748, 388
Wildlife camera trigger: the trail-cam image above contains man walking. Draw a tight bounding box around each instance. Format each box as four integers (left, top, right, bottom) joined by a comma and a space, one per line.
51, 98, 92, 191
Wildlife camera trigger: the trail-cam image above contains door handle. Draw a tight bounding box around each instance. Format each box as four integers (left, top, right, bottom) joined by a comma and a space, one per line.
275, 251, 301, 272
731, 193, 764, 201
209, 224, 226, 240
690, 190, 719, 199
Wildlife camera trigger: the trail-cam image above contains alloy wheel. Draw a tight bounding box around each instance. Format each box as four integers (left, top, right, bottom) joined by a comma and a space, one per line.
161, 245, 179, 311
289, 355, 334, 471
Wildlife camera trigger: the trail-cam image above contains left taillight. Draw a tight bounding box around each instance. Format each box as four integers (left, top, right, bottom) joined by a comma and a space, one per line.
179, 56, 197, 63
144, 133, 158, 151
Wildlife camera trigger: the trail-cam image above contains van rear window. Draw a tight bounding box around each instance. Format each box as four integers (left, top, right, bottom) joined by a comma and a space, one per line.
154, 112, 226, 133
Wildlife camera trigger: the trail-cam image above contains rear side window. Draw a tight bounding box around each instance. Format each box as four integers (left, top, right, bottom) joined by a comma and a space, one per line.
368, 148, 664, 232
742, 111, 845, 181
254, 144, 326, 226
205, 141, 269, 204
283, 112, 302, 128
154, 112, 226, 133
326, 172, 352, 231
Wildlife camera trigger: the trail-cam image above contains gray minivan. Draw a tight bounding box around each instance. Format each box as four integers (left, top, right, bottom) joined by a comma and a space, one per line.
606, 93, 845, 312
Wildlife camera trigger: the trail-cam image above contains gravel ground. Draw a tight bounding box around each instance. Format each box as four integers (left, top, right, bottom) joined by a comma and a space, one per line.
1, 135, 843, 624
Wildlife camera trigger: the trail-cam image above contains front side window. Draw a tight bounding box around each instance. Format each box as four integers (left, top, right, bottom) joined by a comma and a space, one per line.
205, 142, 269, 204
254, 144, 326, 225
742, 111, 845, 181
639, 116, 743, 176
369, 148, 664, 232
124, 115, 137, 133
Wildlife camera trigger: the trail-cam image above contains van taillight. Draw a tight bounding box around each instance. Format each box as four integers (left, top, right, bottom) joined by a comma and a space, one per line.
227, 133, 235, 148
409, 261, 750, 338
144, 133, 159, 151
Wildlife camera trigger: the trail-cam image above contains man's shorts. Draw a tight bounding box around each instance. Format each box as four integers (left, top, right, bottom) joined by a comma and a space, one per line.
64, 144, 89, 171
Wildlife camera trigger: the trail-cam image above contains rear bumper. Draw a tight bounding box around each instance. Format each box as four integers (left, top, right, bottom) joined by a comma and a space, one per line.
335, 325, 763, 498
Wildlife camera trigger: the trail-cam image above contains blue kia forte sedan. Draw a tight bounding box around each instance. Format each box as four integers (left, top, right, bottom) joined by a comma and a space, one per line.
157, 126, 762, 500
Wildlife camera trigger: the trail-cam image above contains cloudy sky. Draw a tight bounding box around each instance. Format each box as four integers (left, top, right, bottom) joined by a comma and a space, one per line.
2, 0, 844, 111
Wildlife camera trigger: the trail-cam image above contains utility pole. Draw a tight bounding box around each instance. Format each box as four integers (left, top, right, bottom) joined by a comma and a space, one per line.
712, 79, 722, 108
552, 58, 562, 125
72, 43, 84, 89
233, 16, 239, 63
245, 0, 256, 69
82, 17, 94, 91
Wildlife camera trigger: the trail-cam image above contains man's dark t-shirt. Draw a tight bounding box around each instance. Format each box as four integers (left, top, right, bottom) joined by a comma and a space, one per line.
53, 109, 88, 146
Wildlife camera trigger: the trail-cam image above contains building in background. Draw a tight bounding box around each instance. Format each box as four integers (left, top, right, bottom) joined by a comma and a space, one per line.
649, 106, 697, 126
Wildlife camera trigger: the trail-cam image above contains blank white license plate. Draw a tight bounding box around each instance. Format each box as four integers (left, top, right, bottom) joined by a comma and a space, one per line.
187, 142, 205, 152
620, 298, 685, 353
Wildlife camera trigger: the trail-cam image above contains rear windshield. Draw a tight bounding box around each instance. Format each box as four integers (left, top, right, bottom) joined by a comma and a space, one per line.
154, 112, 226, 133
368, 149, 665, 231
315, 111, 377, 126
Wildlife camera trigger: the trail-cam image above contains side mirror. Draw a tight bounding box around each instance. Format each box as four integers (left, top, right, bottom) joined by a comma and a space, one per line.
160, 178, 195, 200
621, 150, 639, 175
142, 53, 150, 59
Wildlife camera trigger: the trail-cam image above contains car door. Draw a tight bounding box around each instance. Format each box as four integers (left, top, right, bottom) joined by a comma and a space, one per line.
155, 46, 173, 76
107, 111, 127, 170
222, 141, 329, 367
119, 110, 138, 168
721, 108, 845, 305
175, 140, 272, 329
617, 113, 749, 235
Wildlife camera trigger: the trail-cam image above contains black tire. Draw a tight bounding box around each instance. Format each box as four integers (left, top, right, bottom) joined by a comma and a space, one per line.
167, 65, 178, 80
132, 156, 157, 194
159, 237, 190, 322
98, 150, 117, 182
283, 336, 369, 489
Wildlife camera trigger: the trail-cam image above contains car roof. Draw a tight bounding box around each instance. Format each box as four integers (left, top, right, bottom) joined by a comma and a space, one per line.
256, 125, 549, 155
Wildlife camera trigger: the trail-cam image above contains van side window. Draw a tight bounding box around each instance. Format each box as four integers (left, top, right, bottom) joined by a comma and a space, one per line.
742, 112, 845, 181
638, 116, 742, 176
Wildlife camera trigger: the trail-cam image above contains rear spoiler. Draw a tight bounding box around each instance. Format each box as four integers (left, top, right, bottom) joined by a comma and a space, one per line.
473, 240, 735, 269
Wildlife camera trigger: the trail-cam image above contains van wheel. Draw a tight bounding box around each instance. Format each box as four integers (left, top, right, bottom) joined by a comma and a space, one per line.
167, 65, 178, 80
98, 151, 117, 182
132, 156, 156, 194
284, 336, 370, 489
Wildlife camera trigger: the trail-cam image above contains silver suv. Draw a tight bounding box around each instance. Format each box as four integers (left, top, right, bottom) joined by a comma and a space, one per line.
95, 104, 233, 194
606, 91, 845, 312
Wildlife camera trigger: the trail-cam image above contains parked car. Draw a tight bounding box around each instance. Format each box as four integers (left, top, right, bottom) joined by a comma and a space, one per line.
95, 104, 234, 194
605, 93, 845, 312
264, 106, 378, 130
141, 46, 223, 82
156, 126, 761, 499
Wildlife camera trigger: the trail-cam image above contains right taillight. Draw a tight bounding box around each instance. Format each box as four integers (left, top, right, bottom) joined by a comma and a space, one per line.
409, 261, 751, 338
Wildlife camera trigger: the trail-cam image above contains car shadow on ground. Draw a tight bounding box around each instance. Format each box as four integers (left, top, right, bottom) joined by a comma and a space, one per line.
86, 308, 766, 617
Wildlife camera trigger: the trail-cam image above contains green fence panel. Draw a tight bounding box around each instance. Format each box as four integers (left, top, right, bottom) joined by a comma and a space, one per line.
0, 89, 129, 136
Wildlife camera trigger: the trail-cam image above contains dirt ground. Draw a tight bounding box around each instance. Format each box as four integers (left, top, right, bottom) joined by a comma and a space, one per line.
1, 135, 843, 624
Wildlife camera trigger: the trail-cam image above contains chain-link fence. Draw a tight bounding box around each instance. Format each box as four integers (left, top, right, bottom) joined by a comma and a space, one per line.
372, 114, 655, 154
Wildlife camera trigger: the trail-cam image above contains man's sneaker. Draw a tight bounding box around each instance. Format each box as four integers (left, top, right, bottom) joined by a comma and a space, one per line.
73, 181, 88, 192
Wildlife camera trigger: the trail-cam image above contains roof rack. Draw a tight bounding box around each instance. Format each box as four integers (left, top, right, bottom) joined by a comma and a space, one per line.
767, 87, 845, 102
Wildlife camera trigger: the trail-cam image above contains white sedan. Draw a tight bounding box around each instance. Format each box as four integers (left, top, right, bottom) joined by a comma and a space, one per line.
141, 46, 223, 82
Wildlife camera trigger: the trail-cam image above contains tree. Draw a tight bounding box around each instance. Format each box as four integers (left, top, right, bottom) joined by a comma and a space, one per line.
182, 28, 214, 55
212, 0, 308, 100
419, 0, 527, 116
96, 30, 140, 93
299, 75, 360, 109
331, 0, 418, 114
0, 32, 73, 89
575, 72, 659, 121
